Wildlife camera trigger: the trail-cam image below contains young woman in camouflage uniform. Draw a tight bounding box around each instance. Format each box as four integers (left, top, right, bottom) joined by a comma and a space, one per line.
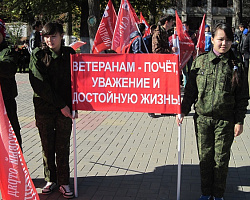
176, 23, 249, 200
29, 21, 77, 199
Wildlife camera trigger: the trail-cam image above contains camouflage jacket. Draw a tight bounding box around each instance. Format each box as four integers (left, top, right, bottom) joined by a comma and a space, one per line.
181, 50, 249, 124
0, 41, 18, 100
152, 25, 171, 54
29, 46, 75, 113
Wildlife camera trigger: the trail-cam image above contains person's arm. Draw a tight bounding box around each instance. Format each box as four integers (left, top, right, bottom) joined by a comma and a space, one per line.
29, 33, 36, 51
243, 34, 250, 56
234, 64, 249, 128
132, 38, 141, 53
176, 59, 199, 126
181, 62, 199, 114
0, 48, 18, 78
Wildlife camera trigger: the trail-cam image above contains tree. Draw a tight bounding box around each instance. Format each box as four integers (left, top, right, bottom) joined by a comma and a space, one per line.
0, 0, 77, 24
6, 22, 24, 45
79, 0, 90, 53
0, 0, 177, 51
88, 0, 100, 52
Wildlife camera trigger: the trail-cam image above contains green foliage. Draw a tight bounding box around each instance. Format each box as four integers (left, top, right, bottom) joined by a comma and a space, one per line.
0, 0, 75, 24
5, 22, 24, 45
100, 0, 176, 25
1, 0, 176, 25
0, 0, 177, 40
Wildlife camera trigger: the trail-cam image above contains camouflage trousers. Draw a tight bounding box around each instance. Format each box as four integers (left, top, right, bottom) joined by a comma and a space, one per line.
194, 114, 234, 198
35, 111, 72, 185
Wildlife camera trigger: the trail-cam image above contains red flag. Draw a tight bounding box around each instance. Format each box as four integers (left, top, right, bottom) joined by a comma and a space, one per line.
196, 14, 206, 55
70, 41, 86, 50
175, 11, 194, 69
92, 0, 117, 53
0, 87, 40, 200
111, 0, 138, 53
140, 12, 150, 37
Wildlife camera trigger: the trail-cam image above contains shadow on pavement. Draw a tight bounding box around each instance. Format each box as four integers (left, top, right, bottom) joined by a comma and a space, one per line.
34, 165, 250, 200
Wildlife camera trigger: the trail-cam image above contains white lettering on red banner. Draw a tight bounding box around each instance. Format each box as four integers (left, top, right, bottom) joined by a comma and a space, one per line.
0, 86, 39, 199
71, 54, 181, 114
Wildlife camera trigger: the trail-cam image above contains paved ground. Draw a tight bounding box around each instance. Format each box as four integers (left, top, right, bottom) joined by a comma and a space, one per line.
1, 73, 250, 200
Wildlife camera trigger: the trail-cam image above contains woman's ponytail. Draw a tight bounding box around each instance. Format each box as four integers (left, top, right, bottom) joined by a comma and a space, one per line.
231, 60, 240, 88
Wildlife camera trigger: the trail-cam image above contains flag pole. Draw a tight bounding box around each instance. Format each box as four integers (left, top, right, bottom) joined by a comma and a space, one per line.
177, 114, 182, 200
135, 22, 149, 53
72, 110, 78, 197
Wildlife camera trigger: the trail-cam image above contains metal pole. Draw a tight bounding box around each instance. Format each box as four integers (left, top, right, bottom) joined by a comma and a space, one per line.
135, 22, 149, 53
72, 110, 78, 197
177, 114, 182, 200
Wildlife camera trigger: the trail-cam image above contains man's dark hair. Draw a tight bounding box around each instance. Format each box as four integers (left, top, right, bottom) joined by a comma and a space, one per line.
183, 21, 189, 26
32, 21, 42, 29
138, 23, 146, 34
150, 24, 157, 33
239, 23, 245, 29
159, 15, 174, 26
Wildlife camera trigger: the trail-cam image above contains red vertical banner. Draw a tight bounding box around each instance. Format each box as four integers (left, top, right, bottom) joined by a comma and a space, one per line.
140, 12, 150, 37
92, 0, 117, 53
111, 0, 138, 53
0, 87, 40, 200
196, 14, 206, 54
71, 53, 181, 114
175, 11, 194, 69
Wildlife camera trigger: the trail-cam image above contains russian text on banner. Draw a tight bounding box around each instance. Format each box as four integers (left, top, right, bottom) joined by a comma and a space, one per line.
0, 87, 40, 200
71, 53, 181, 114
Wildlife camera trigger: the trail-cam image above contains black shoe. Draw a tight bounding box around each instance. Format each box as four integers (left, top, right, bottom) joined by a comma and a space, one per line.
161, 113, 174, 117
42, 182, 57, 194
59, 185, 74, 199
148, 113, 156, 118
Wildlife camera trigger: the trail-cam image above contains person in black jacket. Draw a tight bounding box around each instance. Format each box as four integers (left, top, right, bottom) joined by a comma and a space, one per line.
29, 20, 42, 53
243, 29, 250, 70
0, 19, 21, 149
144, 24, 157, 53
243, 30, 250, 95
129, 23, 148, 53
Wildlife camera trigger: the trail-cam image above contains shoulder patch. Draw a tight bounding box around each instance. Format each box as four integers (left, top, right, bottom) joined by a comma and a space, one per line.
196, 51, 208, 58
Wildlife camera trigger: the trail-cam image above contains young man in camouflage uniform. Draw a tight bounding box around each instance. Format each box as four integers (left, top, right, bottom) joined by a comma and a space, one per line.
177, 23, 249, 200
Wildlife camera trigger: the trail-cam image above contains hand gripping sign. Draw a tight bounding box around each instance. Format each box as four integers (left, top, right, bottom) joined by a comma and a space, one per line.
71, 53, 181, 114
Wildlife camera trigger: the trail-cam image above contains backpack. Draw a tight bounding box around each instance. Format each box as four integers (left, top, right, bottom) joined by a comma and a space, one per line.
122, 36, 140, 53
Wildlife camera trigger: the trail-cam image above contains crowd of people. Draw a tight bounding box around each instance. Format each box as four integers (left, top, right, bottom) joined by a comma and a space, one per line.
0, 14, 250, 200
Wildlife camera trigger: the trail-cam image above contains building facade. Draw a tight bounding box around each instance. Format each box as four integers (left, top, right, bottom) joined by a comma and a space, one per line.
179, 0, 250, 30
